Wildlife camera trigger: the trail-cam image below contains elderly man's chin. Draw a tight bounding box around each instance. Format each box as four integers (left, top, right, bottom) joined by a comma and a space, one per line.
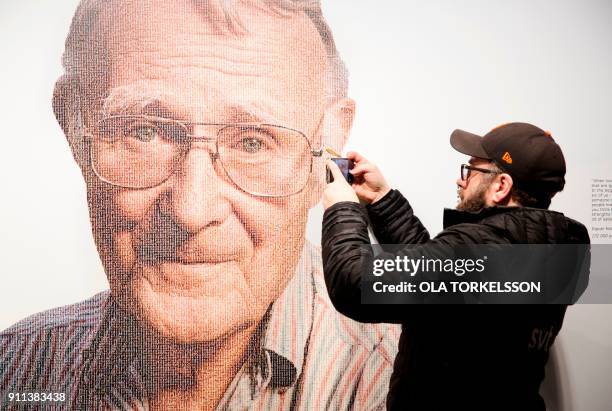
113, 261, 260, 343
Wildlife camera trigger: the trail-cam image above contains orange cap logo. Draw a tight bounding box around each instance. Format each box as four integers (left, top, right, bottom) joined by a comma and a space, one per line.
502, 151, 513, 164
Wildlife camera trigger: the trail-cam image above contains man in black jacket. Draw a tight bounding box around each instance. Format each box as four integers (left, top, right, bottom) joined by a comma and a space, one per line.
321, 122, 590, 410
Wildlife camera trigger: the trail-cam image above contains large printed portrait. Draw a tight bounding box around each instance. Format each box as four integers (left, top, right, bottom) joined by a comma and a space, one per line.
3, 1, 612, 410
0, 1, 399, 409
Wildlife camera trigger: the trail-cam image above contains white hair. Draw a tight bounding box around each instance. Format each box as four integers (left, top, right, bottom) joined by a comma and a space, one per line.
62, 0, 348, 103
57, 1, 349, 164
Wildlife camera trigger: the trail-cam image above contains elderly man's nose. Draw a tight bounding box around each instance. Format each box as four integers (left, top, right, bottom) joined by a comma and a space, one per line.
160, 147, 231, 233
457, 178, 467, 189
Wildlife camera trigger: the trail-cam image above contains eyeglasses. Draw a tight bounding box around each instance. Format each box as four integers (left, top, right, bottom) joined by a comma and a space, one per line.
85, 115, 324, 197
460, 164, 500, 181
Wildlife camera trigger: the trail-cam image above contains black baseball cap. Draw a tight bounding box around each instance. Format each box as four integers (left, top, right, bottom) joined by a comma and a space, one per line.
450, 122, 566, 200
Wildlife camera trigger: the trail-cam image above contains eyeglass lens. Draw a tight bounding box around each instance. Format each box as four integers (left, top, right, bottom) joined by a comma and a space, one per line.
90, 116, 314, 197
461, 165, 470, 181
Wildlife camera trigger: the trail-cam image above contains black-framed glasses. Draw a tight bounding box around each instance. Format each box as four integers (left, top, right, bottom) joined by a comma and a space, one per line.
85, 115, 324, 197
460, 164, 500, 181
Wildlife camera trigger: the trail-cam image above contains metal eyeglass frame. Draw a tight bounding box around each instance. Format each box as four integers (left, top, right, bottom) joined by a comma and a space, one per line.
460, 163, 501, 181
83, 114, 325, 198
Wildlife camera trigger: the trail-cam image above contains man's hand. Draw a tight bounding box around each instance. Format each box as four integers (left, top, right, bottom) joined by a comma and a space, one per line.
347, 151, 391, 204
323, 160, 359, 210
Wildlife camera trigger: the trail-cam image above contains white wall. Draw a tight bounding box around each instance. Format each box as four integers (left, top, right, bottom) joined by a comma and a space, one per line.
318, 2, 612, 410
1, 1, 610, 409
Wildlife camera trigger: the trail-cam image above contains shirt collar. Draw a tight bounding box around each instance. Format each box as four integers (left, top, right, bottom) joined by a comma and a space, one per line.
76, 242, 317, 401
261, 241, 316, 388
74, 296, 145, 407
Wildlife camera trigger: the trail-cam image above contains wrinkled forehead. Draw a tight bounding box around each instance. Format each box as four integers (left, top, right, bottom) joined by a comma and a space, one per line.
78, 0, 328, 130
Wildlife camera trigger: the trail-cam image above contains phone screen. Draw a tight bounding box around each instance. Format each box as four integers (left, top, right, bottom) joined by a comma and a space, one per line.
327, 158, 354, 184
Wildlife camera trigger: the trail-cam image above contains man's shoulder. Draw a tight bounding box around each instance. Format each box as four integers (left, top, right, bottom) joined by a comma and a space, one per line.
437, 207, 580, 244
440, 206, 589, 244
305, 242, 400, 362
476, 207, 590, 243
1, 290, 110, 339
0, 292, 109, 396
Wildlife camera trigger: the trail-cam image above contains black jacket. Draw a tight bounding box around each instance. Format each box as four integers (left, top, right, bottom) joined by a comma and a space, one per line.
322, 189, 590, 411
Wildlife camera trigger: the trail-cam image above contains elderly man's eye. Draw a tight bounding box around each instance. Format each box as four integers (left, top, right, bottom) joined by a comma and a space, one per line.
127, 126, 160, 142
240, 137, 264, 153
223, 127, 280, 157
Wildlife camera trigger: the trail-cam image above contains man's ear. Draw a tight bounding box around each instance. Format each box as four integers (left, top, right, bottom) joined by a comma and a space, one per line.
305, 98, 355, 208
52, 75, 72, 136
491, 173, 514, 206
321, 97, 355, 152
53, 74, 88, 170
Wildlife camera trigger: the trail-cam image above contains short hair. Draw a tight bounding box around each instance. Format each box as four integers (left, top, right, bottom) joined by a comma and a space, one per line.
54, 1, 348, 164
62, 0, 348, 102
488, 162, 553, 209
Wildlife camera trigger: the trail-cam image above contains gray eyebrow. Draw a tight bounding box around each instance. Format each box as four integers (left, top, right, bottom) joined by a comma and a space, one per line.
99, 87, 171, 116
99, 86, 283, 125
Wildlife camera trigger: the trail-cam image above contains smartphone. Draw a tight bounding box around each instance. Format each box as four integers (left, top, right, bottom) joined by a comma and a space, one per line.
327, 158, 354, 184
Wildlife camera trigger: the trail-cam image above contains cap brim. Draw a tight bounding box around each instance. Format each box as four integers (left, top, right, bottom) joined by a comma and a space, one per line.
450, 129, 490, 159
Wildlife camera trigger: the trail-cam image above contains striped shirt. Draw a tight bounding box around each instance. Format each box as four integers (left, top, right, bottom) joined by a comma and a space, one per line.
1, 242, 400, 410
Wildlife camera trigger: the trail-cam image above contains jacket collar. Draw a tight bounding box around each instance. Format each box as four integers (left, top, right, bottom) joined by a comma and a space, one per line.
442, 206, 523, 229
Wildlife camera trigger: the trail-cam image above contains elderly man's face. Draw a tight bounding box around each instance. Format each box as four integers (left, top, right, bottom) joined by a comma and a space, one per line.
71, 1, 344, 343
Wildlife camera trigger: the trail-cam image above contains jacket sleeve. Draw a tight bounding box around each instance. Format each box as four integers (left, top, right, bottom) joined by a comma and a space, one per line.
366, 189, 431, 245
321, 197, 488, 323
322, 201, 405, 323
322, 200, 468, 323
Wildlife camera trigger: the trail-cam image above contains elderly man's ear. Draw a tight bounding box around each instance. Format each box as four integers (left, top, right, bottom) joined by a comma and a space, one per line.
52, 75, 88, 170
305, 97, 355, 208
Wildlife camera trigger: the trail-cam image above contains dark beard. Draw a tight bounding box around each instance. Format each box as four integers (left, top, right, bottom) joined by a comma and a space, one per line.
457, 182, 489, 212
